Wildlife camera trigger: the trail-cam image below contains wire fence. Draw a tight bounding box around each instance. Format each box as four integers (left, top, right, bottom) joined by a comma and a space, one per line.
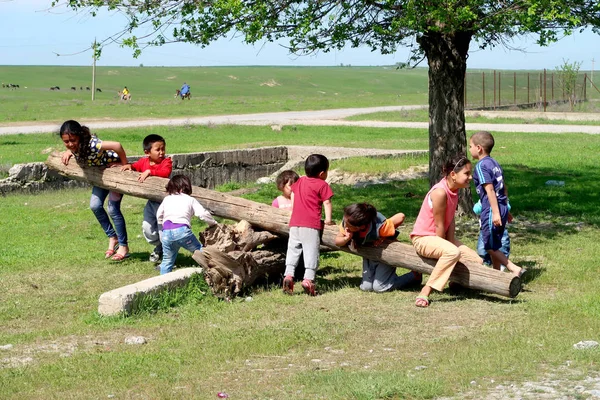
465, 70, 599, 110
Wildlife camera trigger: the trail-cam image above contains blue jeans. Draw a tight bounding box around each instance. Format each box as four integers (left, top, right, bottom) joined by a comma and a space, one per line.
159, 226, 203, 275
90, 186, 128, 246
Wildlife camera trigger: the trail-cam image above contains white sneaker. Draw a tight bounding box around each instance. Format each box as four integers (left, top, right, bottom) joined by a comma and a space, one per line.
149, 251, 162, 263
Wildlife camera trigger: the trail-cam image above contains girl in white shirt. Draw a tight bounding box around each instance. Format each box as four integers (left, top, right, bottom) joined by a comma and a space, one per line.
156, 175, 217, 274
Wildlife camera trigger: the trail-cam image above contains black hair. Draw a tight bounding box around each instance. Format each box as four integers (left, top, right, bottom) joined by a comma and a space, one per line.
470, 131, 495, 153
442, 155, 471, 176
59, 119, 92, 159
343, 203, 377, 227
166, 174, 192, 195
304, 154, 329, 178
142, 134, 166, 152
275, 170, 300, 190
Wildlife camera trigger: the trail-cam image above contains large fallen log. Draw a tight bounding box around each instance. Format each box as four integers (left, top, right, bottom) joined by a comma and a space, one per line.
45, 152, 521, 298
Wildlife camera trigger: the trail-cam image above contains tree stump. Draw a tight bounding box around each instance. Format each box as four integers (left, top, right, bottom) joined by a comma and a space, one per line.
193, 220, 287, 299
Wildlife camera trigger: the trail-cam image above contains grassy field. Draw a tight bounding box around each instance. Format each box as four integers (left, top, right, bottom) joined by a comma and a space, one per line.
0, 65, 428, 123
1, 122, 600, 398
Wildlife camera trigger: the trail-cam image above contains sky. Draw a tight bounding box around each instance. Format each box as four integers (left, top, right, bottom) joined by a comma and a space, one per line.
1, 0, 598, 71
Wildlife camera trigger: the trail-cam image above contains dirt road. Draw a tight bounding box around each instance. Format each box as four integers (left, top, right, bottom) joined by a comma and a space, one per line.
2, 105, 600, 135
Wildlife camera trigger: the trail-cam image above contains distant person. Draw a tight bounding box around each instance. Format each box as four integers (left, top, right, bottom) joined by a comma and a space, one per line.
180, 82, 190, 98
410, 155, 483, 308
283, 154, 334, 296
469, 131, 525, 277
122, 86, 129, 98
121, 134, 173, 264
156, 175, 217, 275
271, 170, 299, 210
59, 120, 130, 262
335, 203, 421, 292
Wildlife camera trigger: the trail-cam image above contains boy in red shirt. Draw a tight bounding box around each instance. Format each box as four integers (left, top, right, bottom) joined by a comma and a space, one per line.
121, 134, 173, 263
283, 154, 334, 296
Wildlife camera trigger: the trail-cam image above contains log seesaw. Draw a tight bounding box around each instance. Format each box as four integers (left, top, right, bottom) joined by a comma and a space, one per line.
45, 152, 521, 300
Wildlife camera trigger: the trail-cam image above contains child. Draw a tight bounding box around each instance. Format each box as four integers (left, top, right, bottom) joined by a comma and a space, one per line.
271, 170, 299, 209
121, 134, 173, 263
156, 175, 217, 275
474, 199, 511, 271
283, 154, 334, 296
469, 131, 525, 278
59, 120, 130, 261
335, 203, 421, 292
410, 155, 484, 307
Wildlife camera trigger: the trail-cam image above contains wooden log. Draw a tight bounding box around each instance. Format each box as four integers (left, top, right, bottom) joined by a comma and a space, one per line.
45, 152, 521, 298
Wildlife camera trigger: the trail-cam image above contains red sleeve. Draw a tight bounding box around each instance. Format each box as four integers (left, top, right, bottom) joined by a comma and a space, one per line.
151, 157, 172, 178
319, 182, 334, 201
131, 158, 148, 172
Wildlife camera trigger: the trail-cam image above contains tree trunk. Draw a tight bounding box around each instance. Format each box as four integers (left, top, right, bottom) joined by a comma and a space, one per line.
45, 152, 521, 298
418, 30, 474, 215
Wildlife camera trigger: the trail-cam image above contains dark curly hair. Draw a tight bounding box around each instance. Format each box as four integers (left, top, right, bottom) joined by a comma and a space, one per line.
59, 120, 92, 159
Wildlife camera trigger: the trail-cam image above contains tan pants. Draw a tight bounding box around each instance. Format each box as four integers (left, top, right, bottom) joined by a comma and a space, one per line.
412, 236, 482, 292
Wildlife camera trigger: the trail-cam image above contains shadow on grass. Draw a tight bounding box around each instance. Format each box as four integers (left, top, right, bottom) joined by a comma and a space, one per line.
505, 163, 600, 227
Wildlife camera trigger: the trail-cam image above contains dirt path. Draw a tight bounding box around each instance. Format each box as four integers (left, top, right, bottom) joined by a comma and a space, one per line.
2, 105, 600, 135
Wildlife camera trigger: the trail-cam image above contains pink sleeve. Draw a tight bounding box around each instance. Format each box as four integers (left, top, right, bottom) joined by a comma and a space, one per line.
271, 198, 279, 208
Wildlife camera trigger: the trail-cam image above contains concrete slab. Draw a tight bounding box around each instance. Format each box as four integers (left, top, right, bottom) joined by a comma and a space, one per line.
98, 268, 203, 316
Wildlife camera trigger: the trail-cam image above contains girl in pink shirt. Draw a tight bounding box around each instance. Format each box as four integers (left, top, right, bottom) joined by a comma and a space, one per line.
410, 156, 483, 308
271, 170, 299, 210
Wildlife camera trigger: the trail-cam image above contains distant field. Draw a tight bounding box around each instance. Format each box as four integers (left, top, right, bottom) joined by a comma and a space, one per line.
0, 66, 429, 123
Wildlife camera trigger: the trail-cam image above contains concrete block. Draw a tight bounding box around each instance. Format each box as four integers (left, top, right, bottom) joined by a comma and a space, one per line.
98, 267, 203, 316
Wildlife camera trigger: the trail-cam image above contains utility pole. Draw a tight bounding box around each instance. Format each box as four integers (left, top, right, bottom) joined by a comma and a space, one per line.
92, 38, 97, 101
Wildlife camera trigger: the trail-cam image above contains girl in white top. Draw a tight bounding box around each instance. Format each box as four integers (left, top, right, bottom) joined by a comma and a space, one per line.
157, 175, 217, 274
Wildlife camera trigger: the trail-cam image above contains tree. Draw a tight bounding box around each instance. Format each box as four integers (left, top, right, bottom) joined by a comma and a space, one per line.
54, 0, 600, 210
556, 59, 583, 110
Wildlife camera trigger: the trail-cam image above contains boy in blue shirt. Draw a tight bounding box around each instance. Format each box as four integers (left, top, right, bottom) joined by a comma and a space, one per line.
469, 131, 525, 278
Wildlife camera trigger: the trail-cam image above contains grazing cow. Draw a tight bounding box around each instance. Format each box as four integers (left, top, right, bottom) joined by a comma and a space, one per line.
50, 86, 60, 91
86, 87, 90, 91
71, 87, 76, 91
96, 88, 102, 92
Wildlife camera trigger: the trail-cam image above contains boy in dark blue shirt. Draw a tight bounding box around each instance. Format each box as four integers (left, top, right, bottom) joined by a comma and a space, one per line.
469, 131, 526, 278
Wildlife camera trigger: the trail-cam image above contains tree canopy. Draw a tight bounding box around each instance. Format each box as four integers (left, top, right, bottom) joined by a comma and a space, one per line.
56, 1, 599, 59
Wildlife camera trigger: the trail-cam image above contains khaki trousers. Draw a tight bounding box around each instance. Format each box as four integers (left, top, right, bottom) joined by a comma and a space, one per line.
412, 236, 482, 292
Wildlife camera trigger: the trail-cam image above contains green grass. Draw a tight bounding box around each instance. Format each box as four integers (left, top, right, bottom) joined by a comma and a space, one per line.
347, 107, 600, 124
0, 124, 430, 166
0, 65, 429, 123
2, 122, 600, 398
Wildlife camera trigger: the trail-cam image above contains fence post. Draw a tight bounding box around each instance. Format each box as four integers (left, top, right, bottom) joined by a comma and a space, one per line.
527, 73, 530, 104
539, 73, 543, 109
584, 73, 587, 101
482, 72, 486, 108
551, 73, 554, 102
493, 70, 497, 109
498, 71, 502, 107
514, 72, 516, 105
464, 71, 467, 108
543, 68, 547, 112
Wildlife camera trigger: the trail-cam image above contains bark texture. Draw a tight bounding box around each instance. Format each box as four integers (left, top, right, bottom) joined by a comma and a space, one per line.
419, 30, 475, 215
45, 152, 521, 298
